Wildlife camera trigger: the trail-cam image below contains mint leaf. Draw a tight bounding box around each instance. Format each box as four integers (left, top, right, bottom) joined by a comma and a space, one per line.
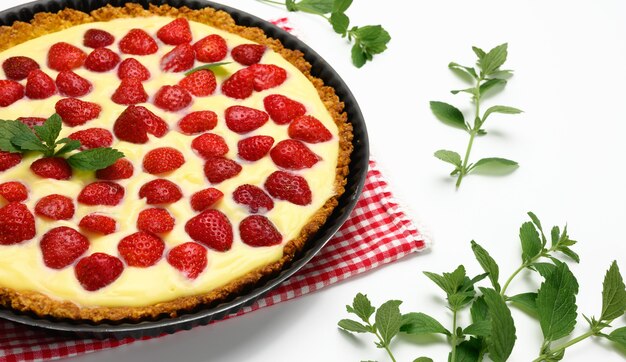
375, 300, 402, 347
332, 0, 353, 13
184, 62, 232, 76
66, 147, 124, 171
537, 262, 578, 341
347, 293, 376, 323
471, 241, 500, 292
294, 0, 334, 14
0, 120, 37, 153
430, 101, 466, 130
413, 358, 434, 362
423, 271, 452, 295
533, 262, 557, 279
527, 212, 547, 246
352, 25, 390, 55
607, 327, 626, 349
480, 43, 508, 75
471, 296, 489, 324
54, 138, 81, 156
351, 44, 367, 68
600, 261, 626, 321
483, 105, 523, 121
508, 292, 538, 316
453, 339, 481, 362
557, 245, 580, 263
472, 46, 486, 60
479, 78, 506, 96
470, 157, 518, 175
519, 221, 542, 264
10, 131, 47, 153
400, 312, 450, 336
338, 319, 369, 333
464, 320, 492, 337
330, 12, 349, 34
33, 114, 61, 150
481, 288, 516, 362
434, 150, 462, 167
449, 62, 478, 80
285, 0, 297, 11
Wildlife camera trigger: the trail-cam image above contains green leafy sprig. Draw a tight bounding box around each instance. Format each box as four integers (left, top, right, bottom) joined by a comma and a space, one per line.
338, 213, 626, 361
257, 0, 391, 68
184, 62, 232, 76
0, 114, 124, 171
431, 43, 523, 188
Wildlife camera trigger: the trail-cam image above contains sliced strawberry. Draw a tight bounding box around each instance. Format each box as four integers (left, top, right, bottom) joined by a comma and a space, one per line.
18, 117, 46, 130
118, 231, 165, 267
264, 170, 312, 206
56, 71, 93, 97
193, 34, 227, 62
143, 147, 185, 174
68, 128, 113, 150
0, 202, 36, 245
167, 242, 208, 279
239, 215, 282, 247
30, 157, 72, 180
83, 29, 115, 48
25, 70, 56, 99
154, 85, 192, 111
34, 194, 75, 220
237, 135, 274, 162
263, 94, 306, 125
139, 179, 183, 205
117, 58, 150, 81
203, 157, 242, 184
78, 181, 125, 206
95, 158, 134, 180
40, 226, 88, 269
139, 106, 169, 137
55, 98, 101, 127
137, 208, 175, 234
288, 115, 333, 143
191, 133, 228, 159
221, 67, 254, 99
190, 188, 223, 212
224, 105, 269, 134
111, 78, 148, 105
113, 106, 147, 143
231, 44, 266, 66
0, 80, 24, 107
79, 214, 117, 235
178, 70, 216, 97
0, 182, 28, 202
119, 29, 158, 55
47, 42, 86, 71
250, 64, 287, 91
2, 56, 39, 80
233, 184, 274, 213
0, 151, 21, 172
270, 139, 320, 169
84, 47, 121, 72
185, 209, 233, 251
161, 43, 195, 72
178, 110, 217, 135
157, 18, 193, 45
75, 253, 123, 291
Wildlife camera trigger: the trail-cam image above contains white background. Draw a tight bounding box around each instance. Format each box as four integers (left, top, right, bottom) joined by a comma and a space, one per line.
2, 0, 626, 361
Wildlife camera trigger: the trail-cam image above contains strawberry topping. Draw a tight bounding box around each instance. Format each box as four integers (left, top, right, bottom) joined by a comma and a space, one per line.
117, 58, 151, 81
178, 110, 218, 135
139, 179, 183, 205
30, 157, 72, 180
178, 70, 216, 97
288, 115, 333, 143
137, 208, 175, 234
2, 56, 39, 80
47, 42, 86, 71
84, 47, 121, 72
157, 18, 193, 45
143, 147, 185, 174
0, 182, 28, 202
237, 135, 274, 162
79, 214, 117, 235
239, 215, 282, 247
55, 98, 101, 127
119, 29, 158, 55
25, 70, 56, 99
111, 78, 148, 105
264, 171, 312, 206
167, 242, 208, 279
78, 181, 125, 206
161, 43, 195, 72
221, 67, 254, 99
224, 105, 269, 134
95, 158, 134, 180
113, 105, 167, 143
0, 80, 24, 107
193, 34, 227, 62
190, 188, 224, 212
83, 29, 115, 48
250, 64, 287, 91
0, 202, 36, 245
118, 231, 165, 267
34, 194, 75, 220
40, 226, 89, 269
203, 157, 242, 184
68, 128, 113, 150
263, 94, 306, 125
191, 133, 229, 159
0, 151, 21, 172
154, 85, 192, 111
233, 184, 274, 213
185, 209, 233, 251
56, 71, 93, 97
270, 139, 320, 169
17, 117, 46, 130
231, 44, 266, 66
75, 253, 124, 291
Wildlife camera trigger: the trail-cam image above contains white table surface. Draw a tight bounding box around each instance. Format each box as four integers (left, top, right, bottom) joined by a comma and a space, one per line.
2, 0, 626, 361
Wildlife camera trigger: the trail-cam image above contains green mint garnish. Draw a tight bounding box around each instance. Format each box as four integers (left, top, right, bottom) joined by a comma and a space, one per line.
184, 62, 233, 76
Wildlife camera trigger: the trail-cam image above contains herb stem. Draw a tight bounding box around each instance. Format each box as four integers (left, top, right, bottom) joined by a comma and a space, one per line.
450, 308, 459, 361
532, 330, 596, 362
372, 328, 397, 362
455, 77, 482, 188
255, 0, 286, 6
501, 263, 528, 296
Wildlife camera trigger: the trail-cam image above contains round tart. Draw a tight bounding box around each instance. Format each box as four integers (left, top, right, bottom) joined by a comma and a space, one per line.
0, 4, 352, 322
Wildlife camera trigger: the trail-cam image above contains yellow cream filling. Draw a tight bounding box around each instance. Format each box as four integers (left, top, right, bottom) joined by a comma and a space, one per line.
0, 17, 339, 307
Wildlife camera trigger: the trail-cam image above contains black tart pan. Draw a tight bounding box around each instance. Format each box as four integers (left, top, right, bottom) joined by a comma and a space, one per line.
0, 0, 369, 339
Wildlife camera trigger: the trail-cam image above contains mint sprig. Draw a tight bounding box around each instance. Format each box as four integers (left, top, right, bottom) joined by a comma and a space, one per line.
257, 0, 391, 68
0, 114, 124, 171
338, 213, 626, 361
184, 62, 232, 76
431, 43, 523, 188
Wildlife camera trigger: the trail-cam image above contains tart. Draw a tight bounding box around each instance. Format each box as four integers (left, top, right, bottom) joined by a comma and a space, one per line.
0, 3, 352, 322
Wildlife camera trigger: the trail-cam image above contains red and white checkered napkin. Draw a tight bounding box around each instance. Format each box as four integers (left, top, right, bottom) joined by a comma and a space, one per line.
0, 159, 430, 362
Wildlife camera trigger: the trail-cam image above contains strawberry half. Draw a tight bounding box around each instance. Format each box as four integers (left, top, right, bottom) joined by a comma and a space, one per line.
68, 128, 113, 150
157, 18, 193, 45
117, 58, 150, 81
288, 115, 333, 143
118, 231, 165, 267
95, 158, 134, 180
114, 105, 167, 143
231, 44, 266, 66
0, 202, 36, 245
30, 157, 72, 180
83, 29, 115, 48
111, 78, 148, 105
139, 179, 183, 205
55, 98, 102, 127
0, 80, 24, 107
224, 105, 269, 134
56, 71, 93, 97
191, 133, 229, 159
263, 94, 306, 125
221, 68, 254, 99
40, 226, 89, 269
264, 170, 312, 206
185, 209, 233, 251
237, 135, 274, 162
154, 85, 192, 111
84, 47, 121, 72
0, 151, 21, 172
193, 34, 227, 63
249, 64, 287, 91
34, 194, 75, 220
167, 242, 208, 279
178, 110, 218, 135
0, 182, 28, 203
47, 42, 86, 71
137, 208, 175, 234
119, 29, 158, 55
233, 184, 274, 214
143, 147, 185, 174
178, 70, 216, 97
270, 139, 320, 169
239, 215, 282, 247
75, 253, 124, 291
25, 70, 56, 99
203, 157, 242, 184
2, 56, 39, 80
190, 188, 224, 212
161, 43, 195, 72
79, 214, 117, 235
78, 181, 125, 206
